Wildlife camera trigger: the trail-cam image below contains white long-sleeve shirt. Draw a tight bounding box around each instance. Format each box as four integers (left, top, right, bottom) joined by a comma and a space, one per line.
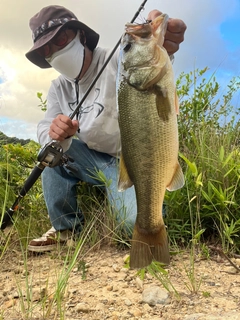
37, 47, 121, 157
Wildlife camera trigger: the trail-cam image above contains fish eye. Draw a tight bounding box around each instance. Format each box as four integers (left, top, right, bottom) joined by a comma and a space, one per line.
124, 43, 132, 53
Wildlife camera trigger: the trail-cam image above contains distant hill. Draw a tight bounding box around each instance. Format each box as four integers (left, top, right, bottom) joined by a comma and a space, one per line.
0, 131, 31, 146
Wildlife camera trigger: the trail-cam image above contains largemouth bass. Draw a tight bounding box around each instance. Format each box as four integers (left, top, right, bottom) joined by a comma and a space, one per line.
117, 14, 185, 269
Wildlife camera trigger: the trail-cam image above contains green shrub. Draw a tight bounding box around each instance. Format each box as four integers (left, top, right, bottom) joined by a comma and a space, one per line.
165, 68, 240, 253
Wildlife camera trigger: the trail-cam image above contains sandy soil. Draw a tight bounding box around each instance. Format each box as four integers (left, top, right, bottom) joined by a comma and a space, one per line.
1, 242, 240, 320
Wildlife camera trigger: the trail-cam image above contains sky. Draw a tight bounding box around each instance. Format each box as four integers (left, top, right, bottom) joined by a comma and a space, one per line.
0, 0, 240, 141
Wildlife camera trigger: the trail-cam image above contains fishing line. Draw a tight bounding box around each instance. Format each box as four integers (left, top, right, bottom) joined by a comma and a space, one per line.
70, 0, 148, 119
0, 0, 149, 230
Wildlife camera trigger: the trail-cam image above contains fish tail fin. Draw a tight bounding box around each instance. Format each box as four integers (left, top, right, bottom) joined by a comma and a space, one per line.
130, 223, 170, 269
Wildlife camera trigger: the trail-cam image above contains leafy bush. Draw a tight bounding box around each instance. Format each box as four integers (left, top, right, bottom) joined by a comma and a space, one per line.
165, 68, 240, 254
1, 68, 240, 255
0, 141, 49, 245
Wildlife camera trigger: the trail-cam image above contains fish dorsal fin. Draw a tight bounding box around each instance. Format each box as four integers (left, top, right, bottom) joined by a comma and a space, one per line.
167, 162, 185, 191
118, 154, 133, 191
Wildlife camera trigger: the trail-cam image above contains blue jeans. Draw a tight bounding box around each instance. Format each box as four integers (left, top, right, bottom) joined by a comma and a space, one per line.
41, 139, 137, 234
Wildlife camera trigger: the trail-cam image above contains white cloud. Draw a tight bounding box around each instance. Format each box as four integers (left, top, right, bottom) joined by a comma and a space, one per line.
0, 118, 38, 141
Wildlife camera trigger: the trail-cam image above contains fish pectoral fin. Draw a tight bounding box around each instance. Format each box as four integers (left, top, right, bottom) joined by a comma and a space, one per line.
156, 91, 172, 121
118, 154, 133, 191
130, 223, 170, 269
167, 162, 185, 191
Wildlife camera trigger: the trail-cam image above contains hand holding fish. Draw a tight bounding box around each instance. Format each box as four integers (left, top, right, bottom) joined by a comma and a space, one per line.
147, 9, 187, 55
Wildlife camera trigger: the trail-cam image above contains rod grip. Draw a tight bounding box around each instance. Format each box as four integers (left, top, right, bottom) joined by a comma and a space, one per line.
0, 164, 45, 230
0, 208, 14, 230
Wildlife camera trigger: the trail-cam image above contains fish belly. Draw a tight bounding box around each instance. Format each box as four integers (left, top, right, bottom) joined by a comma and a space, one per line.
118, 82, 178, 268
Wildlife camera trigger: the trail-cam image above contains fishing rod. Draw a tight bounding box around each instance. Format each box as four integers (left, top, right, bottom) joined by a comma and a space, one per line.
70, 0, 148, 119
0, 0, 148, 230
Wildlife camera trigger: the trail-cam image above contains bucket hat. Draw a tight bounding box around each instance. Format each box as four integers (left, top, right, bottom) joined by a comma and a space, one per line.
26, 5, 99, 68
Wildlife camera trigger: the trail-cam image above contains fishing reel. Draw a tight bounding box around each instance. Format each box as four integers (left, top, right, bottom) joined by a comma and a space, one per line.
37, 141, 75, 171
1, 140, 76, 230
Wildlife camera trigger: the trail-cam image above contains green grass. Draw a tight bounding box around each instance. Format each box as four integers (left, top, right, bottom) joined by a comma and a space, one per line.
0, 68, 239, 318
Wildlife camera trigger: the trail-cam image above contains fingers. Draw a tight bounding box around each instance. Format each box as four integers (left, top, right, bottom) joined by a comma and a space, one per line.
147, 10, 187, 55
163, 19, 187, 55
167, 18, 187, 34
49, 115, 79, 141
164, 18, 187, 55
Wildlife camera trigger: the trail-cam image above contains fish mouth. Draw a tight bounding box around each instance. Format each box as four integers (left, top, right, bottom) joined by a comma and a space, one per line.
125, 22, 152, 39
120, 13, 169, 74
121, 27, 152, 58
125, 13, 169, 40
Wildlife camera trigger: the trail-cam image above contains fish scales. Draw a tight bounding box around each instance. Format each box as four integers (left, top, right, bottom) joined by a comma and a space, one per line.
117, 14, 185, 268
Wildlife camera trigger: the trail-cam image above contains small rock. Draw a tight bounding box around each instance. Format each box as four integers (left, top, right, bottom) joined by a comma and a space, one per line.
132, 308, 143, 317
21, 270, 29, 277
143, 303, 152, 311
112, 264, 120, 272
125, 275, 134, 282
112, 285, 119, 292
100, 299, 108, 304
107, 285, 113, 291
76, 302, 91, 313
235, 258, 240, 266
112, 311, 120, 317
142, 285, 169, 306
207, 281, 216, 286
124, 298, 132, 306
145, 273, 153, 280
32, 288, 47, 301
225, 266, 238, 274
95, 302, 105, 310
108, 307, 115, 311
135, 277, 143, 290
4, 299, 16, 309
12, 291, 20, 298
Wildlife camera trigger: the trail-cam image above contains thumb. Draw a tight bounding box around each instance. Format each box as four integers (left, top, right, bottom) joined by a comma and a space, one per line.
72, 119, 79, 130
147, 9, 162, 21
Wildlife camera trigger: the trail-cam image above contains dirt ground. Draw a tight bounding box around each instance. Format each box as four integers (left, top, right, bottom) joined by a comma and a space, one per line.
1, 243, 240, 320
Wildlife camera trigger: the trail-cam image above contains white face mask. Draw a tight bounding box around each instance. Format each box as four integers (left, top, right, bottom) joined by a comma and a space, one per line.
46, 31, 85, 80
